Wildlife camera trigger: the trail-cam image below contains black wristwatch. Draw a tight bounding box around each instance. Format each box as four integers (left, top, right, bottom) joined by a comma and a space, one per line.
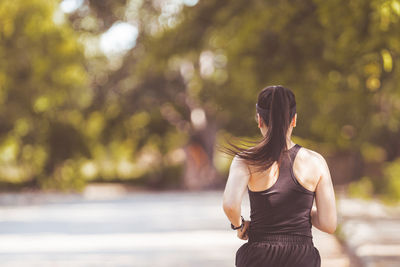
231, 215, 245, 230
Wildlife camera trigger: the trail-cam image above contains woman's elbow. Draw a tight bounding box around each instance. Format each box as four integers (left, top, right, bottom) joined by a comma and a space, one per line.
222, 201, 239, 214
325, 223, 337, 234
323, 217, 337, 234
316, 213, 337, 234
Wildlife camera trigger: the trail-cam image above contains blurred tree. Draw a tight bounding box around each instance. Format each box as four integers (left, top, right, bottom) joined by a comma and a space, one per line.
66, 0, 400, 191
65, 0, 220, 189
4, 0, 396, 192
0, 0, 91, 190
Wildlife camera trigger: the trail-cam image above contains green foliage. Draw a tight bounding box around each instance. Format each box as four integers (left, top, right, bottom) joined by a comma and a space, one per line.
142, 0, 400, 193
382, 158, 400, 202
120, 0, 400, 158
347, 176, 375, 200
2, 0, 400, 192
0, 0, 90, 189
348, 157, 400, 203
38, 159, 87, 193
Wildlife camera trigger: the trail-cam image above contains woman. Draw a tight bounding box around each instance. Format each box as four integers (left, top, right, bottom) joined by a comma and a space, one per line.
222, 85, 337, 267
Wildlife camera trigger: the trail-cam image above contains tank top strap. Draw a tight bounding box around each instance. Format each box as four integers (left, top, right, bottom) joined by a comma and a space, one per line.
280, 144, 301, 167
276, 144, 302, 187
288, 144, 302, 164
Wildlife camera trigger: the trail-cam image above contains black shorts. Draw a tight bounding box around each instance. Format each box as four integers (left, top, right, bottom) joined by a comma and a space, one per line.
235, 234, 321, 267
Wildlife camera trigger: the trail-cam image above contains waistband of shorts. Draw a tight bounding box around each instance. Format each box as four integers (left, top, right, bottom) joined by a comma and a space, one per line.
248, 233, 313, 244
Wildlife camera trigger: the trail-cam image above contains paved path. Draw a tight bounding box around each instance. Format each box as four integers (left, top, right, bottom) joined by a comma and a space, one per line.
337, 194, 400, 267
0, 185, 351, 266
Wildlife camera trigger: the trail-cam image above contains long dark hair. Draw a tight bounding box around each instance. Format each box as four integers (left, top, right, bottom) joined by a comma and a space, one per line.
220, 85, 297, 173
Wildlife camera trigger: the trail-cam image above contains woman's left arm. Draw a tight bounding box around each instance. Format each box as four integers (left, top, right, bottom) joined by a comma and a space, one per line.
222, 155, 250, 233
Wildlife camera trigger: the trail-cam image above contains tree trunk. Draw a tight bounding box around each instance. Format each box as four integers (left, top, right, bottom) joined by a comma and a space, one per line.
182, 120, 219, 190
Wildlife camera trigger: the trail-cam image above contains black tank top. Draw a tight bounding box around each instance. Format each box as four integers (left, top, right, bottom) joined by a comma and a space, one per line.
247, 144, 315, 242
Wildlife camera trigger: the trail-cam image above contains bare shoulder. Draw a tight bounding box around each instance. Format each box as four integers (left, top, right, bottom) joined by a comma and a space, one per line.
295, 146, 328, 186
298, 146, 326, 165
231, 155, 251, 172
298, 146, 325, 162
232, 154, 246, 165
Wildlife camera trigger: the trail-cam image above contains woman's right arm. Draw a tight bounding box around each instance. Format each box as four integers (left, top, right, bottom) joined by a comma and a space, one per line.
311, 153, 337, 234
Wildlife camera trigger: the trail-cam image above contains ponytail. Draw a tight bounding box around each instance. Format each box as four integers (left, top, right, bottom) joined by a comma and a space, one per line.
220, 85, 296, 173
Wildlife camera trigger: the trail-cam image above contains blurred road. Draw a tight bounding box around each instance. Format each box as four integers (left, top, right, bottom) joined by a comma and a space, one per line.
338, 195, 400, 267
0, 185, 351, 266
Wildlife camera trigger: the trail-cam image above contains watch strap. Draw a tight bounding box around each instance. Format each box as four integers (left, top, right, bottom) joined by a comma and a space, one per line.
231, 215, 245, 230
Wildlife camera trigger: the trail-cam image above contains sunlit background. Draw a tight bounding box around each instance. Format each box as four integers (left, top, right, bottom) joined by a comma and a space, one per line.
0, 0, 399, 266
